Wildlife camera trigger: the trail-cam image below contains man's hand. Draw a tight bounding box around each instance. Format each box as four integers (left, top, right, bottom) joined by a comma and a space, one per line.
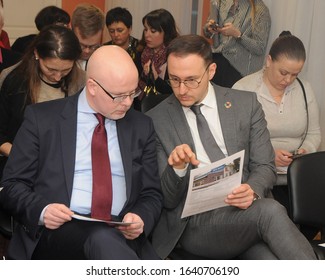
43, 203, 74, 229
225, 184, 255, 209
168, 144, 200, 169
117, 213, 144, 240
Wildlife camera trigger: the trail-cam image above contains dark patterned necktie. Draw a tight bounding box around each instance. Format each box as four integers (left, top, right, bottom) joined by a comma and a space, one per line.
190, 105, 225, 162
91, 113, 112, 220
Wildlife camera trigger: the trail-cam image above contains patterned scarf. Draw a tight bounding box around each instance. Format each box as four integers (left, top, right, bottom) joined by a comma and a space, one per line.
138, 45, 167, 99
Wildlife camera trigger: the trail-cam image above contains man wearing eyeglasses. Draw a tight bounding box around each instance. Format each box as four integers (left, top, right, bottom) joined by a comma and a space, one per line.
71, 3, 105, 70
146, 35, 316, 260
0, 45, 162, 260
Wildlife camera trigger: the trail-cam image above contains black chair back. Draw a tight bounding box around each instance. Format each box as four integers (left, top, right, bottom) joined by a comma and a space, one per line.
287, 151, 325, 227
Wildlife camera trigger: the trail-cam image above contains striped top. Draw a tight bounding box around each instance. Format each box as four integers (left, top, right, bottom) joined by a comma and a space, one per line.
204, 0, 271, 76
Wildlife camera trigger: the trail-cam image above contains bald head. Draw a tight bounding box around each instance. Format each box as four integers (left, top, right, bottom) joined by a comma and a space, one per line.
87, 45, 138, 93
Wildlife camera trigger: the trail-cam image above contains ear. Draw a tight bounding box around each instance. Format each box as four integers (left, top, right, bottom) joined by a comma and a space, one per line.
87, 79, 97, 96
265, 55, 272, 68
34, 50, 39, 60
208, 62, 217, 80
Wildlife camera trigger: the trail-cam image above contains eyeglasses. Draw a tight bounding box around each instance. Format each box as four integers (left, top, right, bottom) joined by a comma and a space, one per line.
166, 65, 210, 89
92, 79, 142, 103
80, 43, 101, 51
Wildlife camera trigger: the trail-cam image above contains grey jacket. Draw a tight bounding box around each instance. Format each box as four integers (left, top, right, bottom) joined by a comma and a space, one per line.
203, 0, 271, 76
146, 84, 276, 258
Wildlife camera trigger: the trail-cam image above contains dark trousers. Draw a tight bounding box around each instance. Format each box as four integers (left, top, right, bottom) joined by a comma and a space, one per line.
32, 219, 159, 260
212, 53, 242, 88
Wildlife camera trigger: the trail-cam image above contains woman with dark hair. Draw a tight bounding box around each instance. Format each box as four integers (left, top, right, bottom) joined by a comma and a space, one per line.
104, 7, 139, 62
134, 8, 179, 111
0, 24, 85, 179
233, 32, 321, 239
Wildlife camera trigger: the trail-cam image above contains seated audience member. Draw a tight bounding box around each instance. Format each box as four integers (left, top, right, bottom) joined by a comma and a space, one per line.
11, 5, 70, 54
203, 0, 271, 87
233, 31, 321, 239
0, 25, 85, 180
104, 7, 139, 62
71, 3, 105, 70
146, 34, 316, 260
0, 45, 162, 260
134, 9, 179, 111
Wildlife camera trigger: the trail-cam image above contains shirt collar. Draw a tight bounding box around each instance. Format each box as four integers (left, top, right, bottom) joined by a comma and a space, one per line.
201, 82, 217, 109
78, 87, 96, 114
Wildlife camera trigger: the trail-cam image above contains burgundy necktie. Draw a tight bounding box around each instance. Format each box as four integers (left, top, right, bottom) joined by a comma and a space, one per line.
91, 113, 112, 220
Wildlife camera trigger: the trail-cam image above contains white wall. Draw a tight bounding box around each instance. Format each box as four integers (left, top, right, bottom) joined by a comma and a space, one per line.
4, 0, 62, 45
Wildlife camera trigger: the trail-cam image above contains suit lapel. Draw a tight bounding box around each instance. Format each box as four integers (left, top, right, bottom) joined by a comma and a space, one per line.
116, 114, 132, 200
167, 96, 196, 151
60, 94, 79, 199
215, 85, 237, 156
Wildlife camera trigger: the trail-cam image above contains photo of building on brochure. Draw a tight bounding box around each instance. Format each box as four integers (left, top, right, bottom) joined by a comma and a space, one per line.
192, 157, 241, 191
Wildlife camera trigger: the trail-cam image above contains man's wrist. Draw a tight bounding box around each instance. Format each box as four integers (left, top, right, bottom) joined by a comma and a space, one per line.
253, 193, 261, 201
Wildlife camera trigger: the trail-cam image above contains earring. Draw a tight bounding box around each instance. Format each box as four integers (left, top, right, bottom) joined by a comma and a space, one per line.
35, 56, 39, 60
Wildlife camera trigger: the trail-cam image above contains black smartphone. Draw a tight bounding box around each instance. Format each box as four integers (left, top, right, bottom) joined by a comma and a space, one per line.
288, 153, 304, 160
210, 23, 222, 31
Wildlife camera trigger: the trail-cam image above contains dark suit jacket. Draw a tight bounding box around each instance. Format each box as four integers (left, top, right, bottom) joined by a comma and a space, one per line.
0, 93, 163, 259
0, 47, 21, 72
146, 84, 277, 258
11, 34, 36, 55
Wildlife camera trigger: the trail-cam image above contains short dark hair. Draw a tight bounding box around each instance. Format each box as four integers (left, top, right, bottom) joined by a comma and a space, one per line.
106, 7, 132, 28
269, 31, 306, 62
35, 6, 70, 31
167, 34, 213, 66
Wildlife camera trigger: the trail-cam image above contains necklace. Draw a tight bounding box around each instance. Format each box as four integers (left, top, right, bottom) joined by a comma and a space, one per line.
39, 74, 62, 89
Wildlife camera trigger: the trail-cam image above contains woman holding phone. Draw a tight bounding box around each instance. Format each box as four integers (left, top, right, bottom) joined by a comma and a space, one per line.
203, 0, 271, 87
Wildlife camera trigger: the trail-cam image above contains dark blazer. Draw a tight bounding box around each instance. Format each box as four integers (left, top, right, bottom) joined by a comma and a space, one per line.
0, 92, 163, 259
0, 48, 21, 72
146, 84, 277, 258
11, 34, 36, 55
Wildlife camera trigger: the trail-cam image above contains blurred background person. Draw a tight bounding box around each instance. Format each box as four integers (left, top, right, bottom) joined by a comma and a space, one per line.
71, 3, 104, 70
104, 7, 139, 63
203, 0, 271, 87
233, 32, 321, 239
0, 25, 85, 180
134, 8, 179, 111
11, 5, 70, 55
